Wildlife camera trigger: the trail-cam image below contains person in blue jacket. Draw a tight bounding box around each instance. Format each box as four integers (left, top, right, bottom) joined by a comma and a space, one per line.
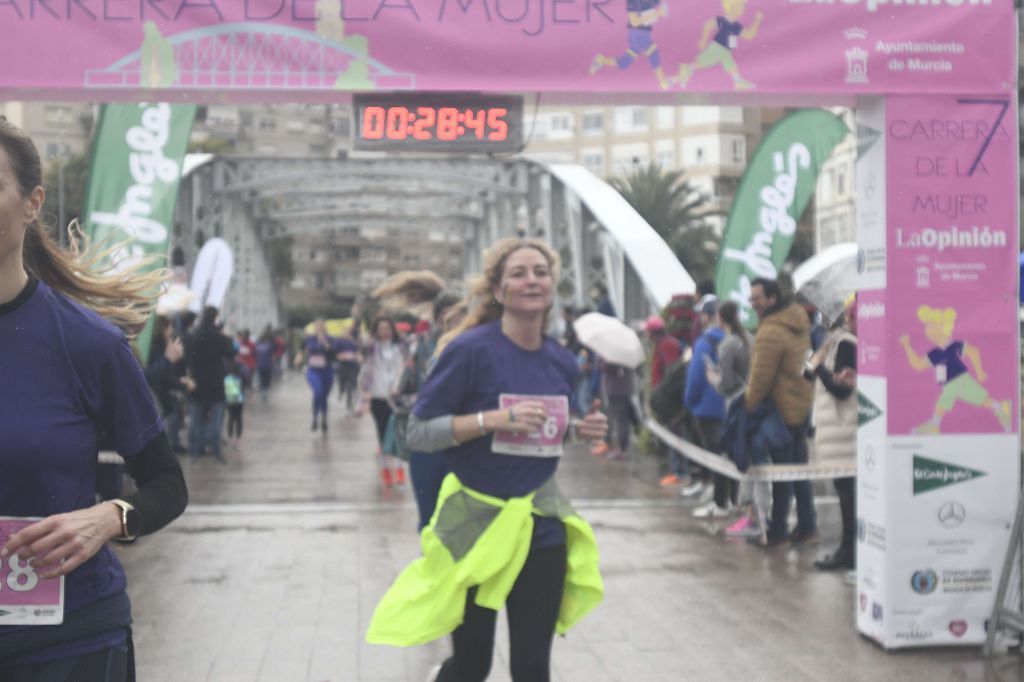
683, 300, 731, 519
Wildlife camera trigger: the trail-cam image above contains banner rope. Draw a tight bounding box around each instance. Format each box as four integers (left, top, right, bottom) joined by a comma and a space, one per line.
646, 419, 856, 482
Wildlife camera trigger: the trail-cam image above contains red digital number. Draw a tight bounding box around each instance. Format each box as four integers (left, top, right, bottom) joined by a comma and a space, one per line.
385, 107, 410, 140
362, 106, 386, 140
463, 109, 486, 139
412, 107, 436, 141
487, 108, 509, 141
437, 107, 460, 141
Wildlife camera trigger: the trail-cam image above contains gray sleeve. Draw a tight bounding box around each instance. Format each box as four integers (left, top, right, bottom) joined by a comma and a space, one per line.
406, 413, 457, 452
717, 337, 747, 397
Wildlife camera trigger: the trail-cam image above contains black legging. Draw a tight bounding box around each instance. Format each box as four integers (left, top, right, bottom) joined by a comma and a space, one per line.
4, 641, 130, 681
834, 476, 856, 557
370, 398, 393, 445
437, 543, 567, 682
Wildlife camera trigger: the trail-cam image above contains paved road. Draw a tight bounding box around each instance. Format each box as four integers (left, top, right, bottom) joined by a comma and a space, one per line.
116, 372, 1024, 681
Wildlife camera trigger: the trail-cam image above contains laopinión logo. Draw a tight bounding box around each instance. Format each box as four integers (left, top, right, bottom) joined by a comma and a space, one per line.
937, 501, 966, 529
911, 569, 939, 595
913, 455, 985, 495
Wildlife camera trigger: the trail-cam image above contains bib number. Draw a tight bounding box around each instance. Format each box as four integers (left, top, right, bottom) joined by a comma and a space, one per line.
492, 394, 569, 458
0, 518, 64, 625
308, 355, 327, 369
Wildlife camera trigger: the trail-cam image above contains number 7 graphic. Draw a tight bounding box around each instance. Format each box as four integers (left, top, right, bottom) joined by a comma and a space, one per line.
956, 99, 1010, 177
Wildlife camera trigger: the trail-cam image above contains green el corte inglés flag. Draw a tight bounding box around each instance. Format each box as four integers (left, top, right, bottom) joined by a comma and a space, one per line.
715, 110, 849, 329
81, 102, 196, 364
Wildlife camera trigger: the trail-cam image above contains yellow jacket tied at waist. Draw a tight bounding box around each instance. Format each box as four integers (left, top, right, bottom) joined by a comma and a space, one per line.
366, 474, 604, 646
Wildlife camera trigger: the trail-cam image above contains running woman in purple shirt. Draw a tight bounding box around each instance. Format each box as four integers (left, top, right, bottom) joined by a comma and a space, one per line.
589, 0, 672, 89
404, 238, 608, 682
0, 120, 187, 679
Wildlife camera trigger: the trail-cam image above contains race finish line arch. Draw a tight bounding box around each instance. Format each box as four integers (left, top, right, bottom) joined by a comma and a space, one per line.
0, 0, 1018, 650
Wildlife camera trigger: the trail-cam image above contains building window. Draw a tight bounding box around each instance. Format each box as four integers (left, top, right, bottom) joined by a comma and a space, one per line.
582, 112, 604, 134
656, 148, 674, 169
550, 115, 572, 132
582, 151, 605, 176
837, 166, 847, 196
731, 138, 745, 163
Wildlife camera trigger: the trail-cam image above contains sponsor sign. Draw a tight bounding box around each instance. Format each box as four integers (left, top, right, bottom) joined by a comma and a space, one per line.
0, 2, 1015, 99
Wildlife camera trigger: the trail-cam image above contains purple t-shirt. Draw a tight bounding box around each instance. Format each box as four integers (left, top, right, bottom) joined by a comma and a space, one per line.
254, 339, 275, 370
412, 321, 579, 550
0, 279, 163, 664
927, 341, 968, 383
304, 335, 335, 372
714, 16, 743, 49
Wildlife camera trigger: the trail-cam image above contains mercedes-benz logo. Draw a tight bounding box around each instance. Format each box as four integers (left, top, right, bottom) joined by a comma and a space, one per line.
864, 446, 876, 474
938, 501, 966, 529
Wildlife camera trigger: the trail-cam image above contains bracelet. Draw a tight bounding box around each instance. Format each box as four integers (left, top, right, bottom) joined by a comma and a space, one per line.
476, 411, 487, 436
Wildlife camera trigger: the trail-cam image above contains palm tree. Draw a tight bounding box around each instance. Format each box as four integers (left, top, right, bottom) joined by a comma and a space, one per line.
609, 162, 719, 283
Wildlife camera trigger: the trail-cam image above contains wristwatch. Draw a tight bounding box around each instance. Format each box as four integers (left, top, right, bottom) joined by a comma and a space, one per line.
109, 499, 141, 542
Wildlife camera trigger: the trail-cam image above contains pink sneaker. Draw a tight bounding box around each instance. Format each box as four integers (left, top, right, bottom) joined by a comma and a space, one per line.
725, 516, 753, 536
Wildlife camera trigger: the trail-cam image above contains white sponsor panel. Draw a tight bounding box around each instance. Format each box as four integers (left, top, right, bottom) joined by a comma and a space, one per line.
856, 375, 888, 642
884, 434, 1017, 646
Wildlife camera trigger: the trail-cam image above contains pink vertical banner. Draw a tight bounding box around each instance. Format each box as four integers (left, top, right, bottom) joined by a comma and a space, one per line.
885, 95, 1019, 436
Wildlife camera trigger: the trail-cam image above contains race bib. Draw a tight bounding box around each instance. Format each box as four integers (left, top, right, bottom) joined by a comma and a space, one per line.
492, 394, 569, 458
308, 355, 327, 369
935, 364, 947, 384
0, 518, 64, 625
728, 35, 738, 49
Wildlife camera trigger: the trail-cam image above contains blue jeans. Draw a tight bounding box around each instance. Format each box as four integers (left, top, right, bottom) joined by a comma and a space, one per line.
409, 451, 449, 530
769, 424, 816, 538
188, 401, 226, 459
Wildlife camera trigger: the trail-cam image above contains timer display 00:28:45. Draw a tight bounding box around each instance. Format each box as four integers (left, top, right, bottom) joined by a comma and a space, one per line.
361, 106, 511, 142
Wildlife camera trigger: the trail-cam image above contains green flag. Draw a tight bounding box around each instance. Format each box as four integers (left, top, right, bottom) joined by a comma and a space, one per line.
715, 110, 849, 329
81, 102, 196, 364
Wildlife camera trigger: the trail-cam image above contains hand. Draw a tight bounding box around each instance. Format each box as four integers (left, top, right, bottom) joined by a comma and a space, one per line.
576, 400, 609, 442
164, 338, 183, 363
899, 334, 911, 348
1, 504, 122, 579
976, 369, 988, 384
501, 400, 549, 434
706, 366, 721, 385
755, 10, 764, 22
181, 376, 197, 392
836, 368, 857, 387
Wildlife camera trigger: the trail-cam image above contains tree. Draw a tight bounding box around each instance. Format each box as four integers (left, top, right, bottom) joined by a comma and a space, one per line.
42, 153, 90, 236
609, 162, 719, 285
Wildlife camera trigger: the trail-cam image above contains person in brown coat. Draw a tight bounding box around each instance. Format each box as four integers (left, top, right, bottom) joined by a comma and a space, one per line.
745, 278, 817, 547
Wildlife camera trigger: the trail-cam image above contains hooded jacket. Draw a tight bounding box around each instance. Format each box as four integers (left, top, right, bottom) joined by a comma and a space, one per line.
744, 302, 813, 427
684, 326, 726, 420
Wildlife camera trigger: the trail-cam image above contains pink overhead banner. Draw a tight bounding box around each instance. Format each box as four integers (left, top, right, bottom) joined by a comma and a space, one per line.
0, 0, 1015, 100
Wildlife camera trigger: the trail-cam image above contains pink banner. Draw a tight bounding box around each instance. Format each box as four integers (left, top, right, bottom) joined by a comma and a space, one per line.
885, 95, 1019, 437
0, 0, 1015, 100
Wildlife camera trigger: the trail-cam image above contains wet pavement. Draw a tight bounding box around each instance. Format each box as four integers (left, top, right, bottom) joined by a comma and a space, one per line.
116, 372, 1024, 681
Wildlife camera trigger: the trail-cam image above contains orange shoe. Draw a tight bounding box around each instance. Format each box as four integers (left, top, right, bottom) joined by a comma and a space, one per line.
590, 442, 609, 457
659, 474, 681, 487
394, 467, 406, 485
381, 468, 393, 487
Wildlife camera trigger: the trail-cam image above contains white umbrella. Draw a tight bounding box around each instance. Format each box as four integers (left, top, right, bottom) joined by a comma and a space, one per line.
572, 312, 646, 369
792, 242, 858, 324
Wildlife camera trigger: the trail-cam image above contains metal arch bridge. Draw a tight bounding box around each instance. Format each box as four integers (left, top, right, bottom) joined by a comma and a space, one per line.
173, 155, 694, 331
85, 23, 415, 90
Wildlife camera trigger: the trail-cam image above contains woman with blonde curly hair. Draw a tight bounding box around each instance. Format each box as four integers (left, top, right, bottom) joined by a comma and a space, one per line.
0, 119, 187, 680
368, 237, 608, 682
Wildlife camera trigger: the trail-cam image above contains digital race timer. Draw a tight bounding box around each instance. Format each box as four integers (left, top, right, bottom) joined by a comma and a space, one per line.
352, 94, 525, 153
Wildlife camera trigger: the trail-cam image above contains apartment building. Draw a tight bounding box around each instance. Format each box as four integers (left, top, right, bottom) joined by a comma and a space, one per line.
282, 225, 465, 312
814, 109, 857, 251
524, 104, 787, 234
